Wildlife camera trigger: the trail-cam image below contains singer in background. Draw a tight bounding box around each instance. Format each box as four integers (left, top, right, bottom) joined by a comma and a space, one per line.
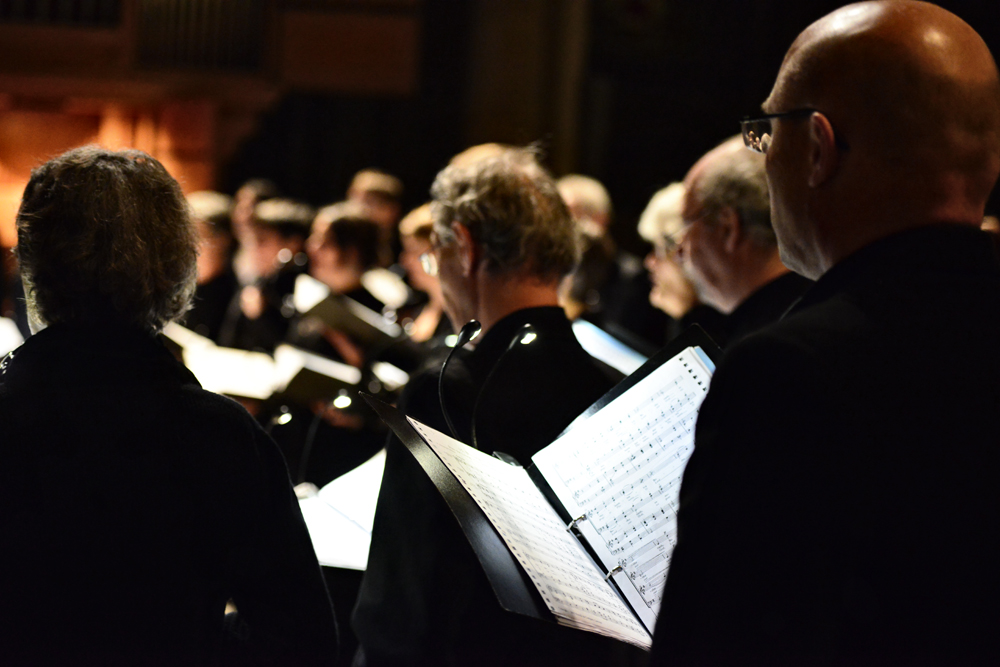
353, 146, 640, 667
0, 146, 337, 665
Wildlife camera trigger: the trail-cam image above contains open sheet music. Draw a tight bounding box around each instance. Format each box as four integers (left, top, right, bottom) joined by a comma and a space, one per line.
299, 449, 385, 570
532, 347, 713, 630
370, 329, 718, 649
410, 421, 652, 647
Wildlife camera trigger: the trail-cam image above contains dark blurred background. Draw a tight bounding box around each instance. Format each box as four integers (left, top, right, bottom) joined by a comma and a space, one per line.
0, 0, 998, 257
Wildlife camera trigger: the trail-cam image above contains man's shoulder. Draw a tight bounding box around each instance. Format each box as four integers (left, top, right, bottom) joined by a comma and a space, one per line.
177, 384, 269, 436
725, 272, 814, 346
724, 296, 856, 368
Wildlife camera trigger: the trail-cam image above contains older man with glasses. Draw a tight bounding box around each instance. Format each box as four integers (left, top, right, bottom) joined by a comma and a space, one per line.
651, 1, 1000, 665
669, 135, 811, 348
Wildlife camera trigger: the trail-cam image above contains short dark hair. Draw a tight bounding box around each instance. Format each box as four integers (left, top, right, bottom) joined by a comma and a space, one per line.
324, 206, 382, 271
15, 146, 197, 333
431, 147, 579, 281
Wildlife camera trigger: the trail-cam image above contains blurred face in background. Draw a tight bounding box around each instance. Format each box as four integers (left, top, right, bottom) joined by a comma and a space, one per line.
231, 189, 259, 247
347, 189, 400, 235
249, 225, 303, 279
308, 233, 358, 292
645, 238, 697, 319
307, 216, 332, 259
399, 233, 438, 297
194, 218, 233, 285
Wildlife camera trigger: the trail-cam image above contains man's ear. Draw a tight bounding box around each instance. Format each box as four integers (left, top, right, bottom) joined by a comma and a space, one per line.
451, 222, 477, 277
808, 112, 840, 188
717, 207, 743, 254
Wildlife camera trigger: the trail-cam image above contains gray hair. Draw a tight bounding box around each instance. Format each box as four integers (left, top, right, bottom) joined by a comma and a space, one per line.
694, 137, 773, 246
430, 147, 579, 281
637, 182, 686, 243
557, 174, 612, 222
15, 145, 197, 333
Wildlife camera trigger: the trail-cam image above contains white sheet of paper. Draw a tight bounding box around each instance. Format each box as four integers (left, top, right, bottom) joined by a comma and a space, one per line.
317, 448, 385, 533
532, 347, 713, 630
409, 419, 652, 649
0, 317, 24, 357
273, 344, 362, 389
300, 449, 386, 570
361, 268, 410, 310
299, 496, 373, 570
293, 273, 331, 312
162, 322, 214, 351
182, 345, 278, 400
572, 319, 648, 376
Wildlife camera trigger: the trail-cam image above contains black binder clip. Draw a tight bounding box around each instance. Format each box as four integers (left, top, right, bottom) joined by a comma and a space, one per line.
565, 514, 586, 531
604, 565, 623, 581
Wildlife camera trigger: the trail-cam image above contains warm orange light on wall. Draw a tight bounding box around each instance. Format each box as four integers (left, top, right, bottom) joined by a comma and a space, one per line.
0, 100, 215, 248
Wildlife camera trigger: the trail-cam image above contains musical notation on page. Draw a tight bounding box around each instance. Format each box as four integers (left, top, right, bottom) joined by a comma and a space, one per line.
532, 347, 713, 629
409, 419, 653, 649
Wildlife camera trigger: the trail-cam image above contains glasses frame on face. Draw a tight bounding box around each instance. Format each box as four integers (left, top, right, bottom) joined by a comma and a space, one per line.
654, 236, 679, 260
740, 108, 850, 154
659, 217, 700, 258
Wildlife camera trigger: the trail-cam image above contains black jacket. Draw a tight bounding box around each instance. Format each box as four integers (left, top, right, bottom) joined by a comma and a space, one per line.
722, 271, 812, 347
651, 225, 1000, 666
352, 307, 638, 667
0, 323, 338, 666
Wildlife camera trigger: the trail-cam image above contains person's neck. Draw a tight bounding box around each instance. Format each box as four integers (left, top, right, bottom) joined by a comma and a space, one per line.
718, 249, 791, 314
473, 272, 560, 338
813, 169, 988, 276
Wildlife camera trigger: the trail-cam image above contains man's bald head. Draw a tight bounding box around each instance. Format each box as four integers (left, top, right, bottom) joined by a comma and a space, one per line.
763, 1, 1000, 277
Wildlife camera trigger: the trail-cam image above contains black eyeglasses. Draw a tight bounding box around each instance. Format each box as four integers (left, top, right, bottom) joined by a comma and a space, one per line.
740, 108, 849, 154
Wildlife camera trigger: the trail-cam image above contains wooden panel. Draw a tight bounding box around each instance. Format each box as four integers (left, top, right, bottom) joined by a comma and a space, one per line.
0, 102, 219, 247
157, 100, 215, 156
280, 11, 420, 95
0, 109, 101, 246
0, 24, 127, 75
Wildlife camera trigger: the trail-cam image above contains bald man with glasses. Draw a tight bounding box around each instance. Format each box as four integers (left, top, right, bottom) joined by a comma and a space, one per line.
651, 2, 1000, 665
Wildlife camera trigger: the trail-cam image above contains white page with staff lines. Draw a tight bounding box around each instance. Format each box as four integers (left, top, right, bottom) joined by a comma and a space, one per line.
532, 347, 714, 632
408, 419, 653, 649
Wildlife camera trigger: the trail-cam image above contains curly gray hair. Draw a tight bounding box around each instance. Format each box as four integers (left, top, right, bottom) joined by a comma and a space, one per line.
15, 146, 198, 333
430, 147, 579, 281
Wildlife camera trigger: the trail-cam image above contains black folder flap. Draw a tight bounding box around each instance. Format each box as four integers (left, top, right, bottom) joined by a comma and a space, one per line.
278, 366, 356, 404
305, 295, 402, 348
362, 395, 552, 622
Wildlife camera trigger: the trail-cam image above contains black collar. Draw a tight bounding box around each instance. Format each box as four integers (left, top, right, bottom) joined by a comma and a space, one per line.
789, 225, 1000, 316
468, 306, 574, 370
1, 323, 199, 392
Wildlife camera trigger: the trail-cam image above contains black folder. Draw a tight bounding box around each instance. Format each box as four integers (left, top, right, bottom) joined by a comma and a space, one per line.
365, 326, 722, 647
